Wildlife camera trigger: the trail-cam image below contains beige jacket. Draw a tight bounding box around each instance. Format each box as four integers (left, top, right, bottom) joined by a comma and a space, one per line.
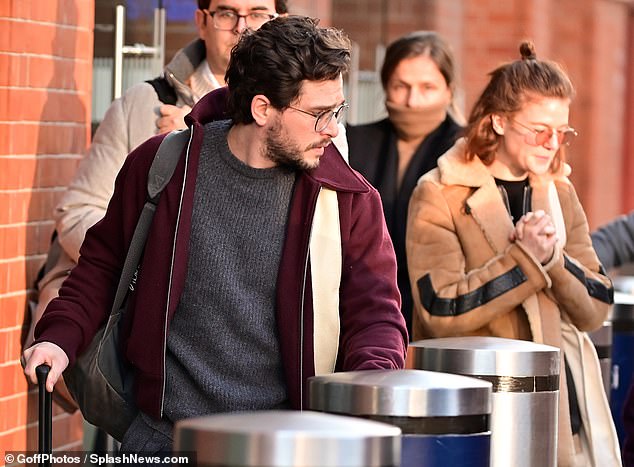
55, 40, 208, 261
406, 139, 618, 466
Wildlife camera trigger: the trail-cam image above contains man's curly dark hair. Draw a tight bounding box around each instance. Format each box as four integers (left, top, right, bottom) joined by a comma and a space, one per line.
224, 16, 351, 124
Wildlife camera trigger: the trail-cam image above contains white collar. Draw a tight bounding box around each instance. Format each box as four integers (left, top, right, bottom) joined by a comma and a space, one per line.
190, 61, 222, 102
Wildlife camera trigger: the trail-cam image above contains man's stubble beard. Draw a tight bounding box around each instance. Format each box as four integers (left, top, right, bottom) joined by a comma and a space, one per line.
263, 117, 328, 171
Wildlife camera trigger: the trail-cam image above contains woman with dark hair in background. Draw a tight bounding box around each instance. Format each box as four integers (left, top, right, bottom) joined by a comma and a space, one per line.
348, 31, 463, 333
406, 42, 620, 465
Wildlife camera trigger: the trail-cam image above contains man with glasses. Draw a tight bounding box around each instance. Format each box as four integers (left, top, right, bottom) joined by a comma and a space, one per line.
24, 0, 287, 413
22, 3, 289, 439
24, 16, 407, 454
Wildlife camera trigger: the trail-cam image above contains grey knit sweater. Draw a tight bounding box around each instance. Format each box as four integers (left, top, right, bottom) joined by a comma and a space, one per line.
162, 120, 295, 423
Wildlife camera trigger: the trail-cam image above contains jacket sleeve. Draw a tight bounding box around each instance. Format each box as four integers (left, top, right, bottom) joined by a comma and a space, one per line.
337, 187, 408, 369
406, 179, 551, 337
34, 136, 162, 365
591, 210, 634, 270
54, 83, 160, 262
545, 183, 613, 331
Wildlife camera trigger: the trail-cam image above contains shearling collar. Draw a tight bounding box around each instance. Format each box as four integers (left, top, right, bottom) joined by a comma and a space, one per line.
437, 138, 494, 188
436, 137, 572, 189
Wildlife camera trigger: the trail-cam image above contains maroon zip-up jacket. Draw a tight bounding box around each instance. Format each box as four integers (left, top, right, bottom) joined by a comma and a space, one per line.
35, 88, 408, 420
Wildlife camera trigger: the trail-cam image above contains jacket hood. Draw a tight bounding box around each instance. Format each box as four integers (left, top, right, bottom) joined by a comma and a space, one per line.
186, 87, 370, 193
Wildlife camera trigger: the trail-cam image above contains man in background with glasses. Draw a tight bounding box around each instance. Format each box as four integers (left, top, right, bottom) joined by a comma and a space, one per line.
24, 16, 407, 454
156, 0, 288, 132
196, 1, 282, 88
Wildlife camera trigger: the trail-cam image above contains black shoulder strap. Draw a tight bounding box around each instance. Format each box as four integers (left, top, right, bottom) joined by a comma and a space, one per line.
146, 76, 178, 105
35, 231, 60, 285
110, 129, 190, 314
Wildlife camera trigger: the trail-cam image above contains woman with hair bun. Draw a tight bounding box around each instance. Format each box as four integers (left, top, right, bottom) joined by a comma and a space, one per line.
348, 31, 464, 333
406, 42, 620, 465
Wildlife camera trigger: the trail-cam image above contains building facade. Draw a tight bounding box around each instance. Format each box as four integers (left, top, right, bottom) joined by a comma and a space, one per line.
1, 0, 633, 457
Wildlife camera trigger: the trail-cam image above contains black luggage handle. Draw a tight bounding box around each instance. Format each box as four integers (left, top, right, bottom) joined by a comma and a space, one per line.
36, 364, 52, 467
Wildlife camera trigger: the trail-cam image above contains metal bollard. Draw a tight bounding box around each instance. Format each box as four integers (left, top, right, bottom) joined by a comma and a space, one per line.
411, 337, 560, 467
173, 410, 401, 466
309, 369, 492, 467
610, 290, 634, 446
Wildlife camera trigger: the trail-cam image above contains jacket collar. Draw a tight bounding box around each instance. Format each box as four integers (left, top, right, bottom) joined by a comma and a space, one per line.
187, 87, 369, 193
438, 142, 516, 253
164, 39, 207, 85
437, 138, 572, 188
437, 138, 496, 187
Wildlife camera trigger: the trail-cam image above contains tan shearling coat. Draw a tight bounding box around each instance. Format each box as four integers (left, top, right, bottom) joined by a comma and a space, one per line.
406, 139, 618, 466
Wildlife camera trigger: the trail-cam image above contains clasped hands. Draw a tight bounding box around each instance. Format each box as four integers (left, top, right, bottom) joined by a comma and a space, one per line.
509, 210, 557, 265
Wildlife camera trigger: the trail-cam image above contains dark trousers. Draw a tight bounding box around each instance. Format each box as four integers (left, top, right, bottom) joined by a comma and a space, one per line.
119, 412, 173, 465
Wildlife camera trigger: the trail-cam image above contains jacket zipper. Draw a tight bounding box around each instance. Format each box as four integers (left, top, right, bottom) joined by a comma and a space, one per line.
498, 185, 512, 221
498, 184, 532, 222
298, 186, 322, 410
522, 185, 532, 215
159, 127, 194, 418
165, 71, 196, 107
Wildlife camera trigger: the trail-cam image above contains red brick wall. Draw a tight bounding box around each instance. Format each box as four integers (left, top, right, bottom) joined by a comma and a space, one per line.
0, 0, 93, 458
333, 0, 436, 70
289, 0, 333, 25
552, 0, 632, 226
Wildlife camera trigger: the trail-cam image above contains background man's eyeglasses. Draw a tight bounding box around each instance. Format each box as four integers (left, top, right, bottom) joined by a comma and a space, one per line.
288, 103, 349, 133
511, 119, 578, 147
203, 9, 278, 31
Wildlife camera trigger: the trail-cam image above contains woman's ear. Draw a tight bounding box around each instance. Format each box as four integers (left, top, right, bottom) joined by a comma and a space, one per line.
491, 114, 505, 135
251, 94, 272, 126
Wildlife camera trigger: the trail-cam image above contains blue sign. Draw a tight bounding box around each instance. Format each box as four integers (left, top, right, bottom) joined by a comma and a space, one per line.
126, 0, 197, 22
